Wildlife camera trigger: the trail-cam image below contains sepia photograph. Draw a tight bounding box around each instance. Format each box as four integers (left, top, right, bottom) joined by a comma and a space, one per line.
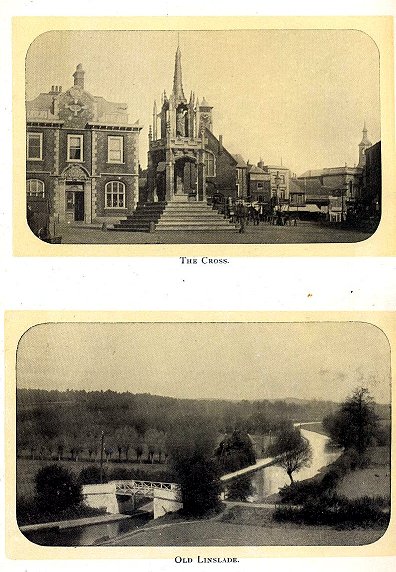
14, 320, 391, 548
24, 28, 383, 246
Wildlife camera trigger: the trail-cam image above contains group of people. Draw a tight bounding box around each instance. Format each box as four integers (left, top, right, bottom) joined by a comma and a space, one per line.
220, 197, 299, 233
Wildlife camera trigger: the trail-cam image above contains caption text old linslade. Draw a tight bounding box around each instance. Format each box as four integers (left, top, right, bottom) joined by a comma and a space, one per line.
175, 556, 239, 563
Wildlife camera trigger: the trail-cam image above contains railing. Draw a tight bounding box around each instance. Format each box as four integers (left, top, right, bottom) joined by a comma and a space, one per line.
113, 480, 180, 496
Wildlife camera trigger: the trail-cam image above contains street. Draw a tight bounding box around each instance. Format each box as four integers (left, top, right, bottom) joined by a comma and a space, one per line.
54, 221, 373, 245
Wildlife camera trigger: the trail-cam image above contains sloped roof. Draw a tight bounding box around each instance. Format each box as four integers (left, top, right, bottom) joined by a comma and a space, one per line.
289, 179, 304, 193
248, 164, 265, 174
232, 154, 247, 168
205, 129, 237, 165
298, 169, 324, 178
26, 90, 129, 123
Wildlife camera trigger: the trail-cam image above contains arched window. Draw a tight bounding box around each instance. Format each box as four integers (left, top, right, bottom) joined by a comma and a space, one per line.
205, 151, 215, 177
105, 181, 126, 208
26, 179, 45, 198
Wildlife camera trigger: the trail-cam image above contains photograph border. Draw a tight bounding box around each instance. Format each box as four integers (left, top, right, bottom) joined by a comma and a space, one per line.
5, 310, 395, 559
12, 15, 396, 256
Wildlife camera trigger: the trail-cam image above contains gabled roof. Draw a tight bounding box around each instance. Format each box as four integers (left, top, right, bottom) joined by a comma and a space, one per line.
248, 164, 265, 174
205, 129, 237, 165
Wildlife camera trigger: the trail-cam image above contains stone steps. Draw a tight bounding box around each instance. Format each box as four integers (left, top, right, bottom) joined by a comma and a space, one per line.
111, 200, 237, 232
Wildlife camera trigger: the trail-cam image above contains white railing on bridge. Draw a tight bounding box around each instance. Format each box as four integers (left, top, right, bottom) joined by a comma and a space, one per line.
113, 480, 180, 496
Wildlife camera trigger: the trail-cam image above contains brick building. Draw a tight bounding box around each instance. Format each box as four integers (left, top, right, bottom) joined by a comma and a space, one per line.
232, 154, 248, 200
362, 141, 381, 215
246, 164, 270, 203
295, 125, 375, 222
26, 64, 142, 224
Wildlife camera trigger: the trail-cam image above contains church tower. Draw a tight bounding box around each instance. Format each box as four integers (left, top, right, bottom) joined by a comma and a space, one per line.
197, 97, 213, 134
358, 122, 372, 168
147, 43, 209, 203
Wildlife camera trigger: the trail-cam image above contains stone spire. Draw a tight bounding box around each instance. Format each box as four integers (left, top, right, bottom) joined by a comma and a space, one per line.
358, 122, 372, 167
172, 44, 186, 103
360, 121, 372, 146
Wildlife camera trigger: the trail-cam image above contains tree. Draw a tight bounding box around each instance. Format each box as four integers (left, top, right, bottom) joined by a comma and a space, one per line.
157, 430, 166, 463
268, 427, 312, 483
145, 428, 161, 463
166, 416, 222, 516
85, 426, 101, 461
216, 429, 256, 473
323, 387, 380, 455
35, 464, 82, 513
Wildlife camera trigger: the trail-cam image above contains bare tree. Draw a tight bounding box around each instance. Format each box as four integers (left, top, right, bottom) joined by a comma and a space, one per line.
268, 428, 312, 483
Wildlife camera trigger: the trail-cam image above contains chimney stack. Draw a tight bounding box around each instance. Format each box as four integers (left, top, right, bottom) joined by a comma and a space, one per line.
73, 64, 85, 89
219, 134, 223, 154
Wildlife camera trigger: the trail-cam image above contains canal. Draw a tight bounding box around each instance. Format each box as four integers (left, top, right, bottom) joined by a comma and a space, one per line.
250, 428, 341, 500
21, 428, 339, 546
22, 511, 151, 546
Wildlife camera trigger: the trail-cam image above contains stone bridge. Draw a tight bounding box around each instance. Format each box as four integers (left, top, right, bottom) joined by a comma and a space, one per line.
82, 480, 182, 519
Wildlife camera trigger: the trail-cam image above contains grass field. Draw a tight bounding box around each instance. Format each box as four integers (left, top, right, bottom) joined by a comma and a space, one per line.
336, 446, 391, 500
16, 458, 172, 500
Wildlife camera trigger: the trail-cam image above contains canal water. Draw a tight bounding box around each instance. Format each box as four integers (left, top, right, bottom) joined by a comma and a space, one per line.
250, 428, 341, 501
22, 511, 151, 546
21, 428, 339, 546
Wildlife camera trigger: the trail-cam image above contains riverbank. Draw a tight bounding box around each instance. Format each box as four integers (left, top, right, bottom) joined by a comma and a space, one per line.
20, 512, 131, 532
104, 504, 386, 546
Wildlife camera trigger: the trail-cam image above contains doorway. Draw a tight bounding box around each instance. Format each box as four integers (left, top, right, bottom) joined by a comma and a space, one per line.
74, 191, 84, 221
65, 185, 85, 222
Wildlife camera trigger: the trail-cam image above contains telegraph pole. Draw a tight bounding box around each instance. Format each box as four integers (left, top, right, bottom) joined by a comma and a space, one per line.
100, 431, 104, 484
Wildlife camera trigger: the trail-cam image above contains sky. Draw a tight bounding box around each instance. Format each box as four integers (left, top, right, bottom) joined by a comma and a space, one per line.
17, 322, 391, 404
25, 29, 381, 176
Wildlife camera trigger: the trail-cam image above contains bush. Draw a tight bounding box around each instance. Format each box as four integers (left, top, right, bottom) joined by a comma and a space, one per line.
16, 495, 105, 527
227, 475, 254, 501
278, 480, 325, 504
35, 464, 82, 513
79, 465, 107, 484
107, 467, 131, 481
274, 494, 389, 528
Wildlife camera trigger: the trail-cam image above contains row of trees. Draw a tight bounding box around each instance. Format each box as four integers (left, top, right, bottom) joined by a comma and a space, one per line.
17, 424, 168, 464
20, 388, 388, 523
17, 388, 347, 461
